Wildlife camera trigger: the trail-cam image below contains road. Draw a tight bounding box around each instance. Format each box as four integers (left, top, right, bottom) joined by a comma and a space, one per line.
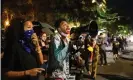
84, 42, 133, 80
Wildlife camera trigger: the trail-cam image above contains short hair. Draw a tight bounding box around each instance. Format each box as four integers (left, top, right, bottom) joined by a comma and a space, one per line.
54, 18, 67, 29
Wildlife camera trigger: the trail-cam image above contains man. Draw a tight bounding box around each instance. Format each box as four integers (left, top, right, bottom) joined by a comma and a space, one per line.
112, 38, 119, 60
97, 33, 108, 66
48, 18, 70, 79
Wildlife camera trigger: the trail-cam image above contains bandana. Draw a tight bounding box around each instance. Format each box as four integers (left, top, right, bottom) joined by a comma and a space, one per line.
19, 29, 34, 53
24, 30, 34, 40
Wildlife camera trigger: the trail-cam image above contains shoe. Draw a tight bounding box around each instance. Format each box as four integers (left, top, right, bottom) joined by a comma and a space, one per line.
91, 76, 96, 80
91, 77, 95, 80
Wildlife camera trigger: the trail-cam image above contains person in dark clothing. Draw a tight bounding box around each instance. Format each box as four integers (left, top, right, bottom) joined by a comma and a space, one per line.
118, 37, 124, 51
97, 33, 108, 66
2, 18, 45, 80
112, 38, 120, 60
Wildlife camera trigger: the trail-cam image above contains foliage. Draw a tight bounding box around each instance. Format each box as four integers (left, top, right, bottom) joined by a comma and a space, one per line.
2, 0, 132, 35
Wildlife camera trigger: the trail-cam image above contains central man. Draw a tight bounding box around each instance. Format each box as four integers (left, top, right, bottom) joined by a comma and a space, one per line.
48, 18, 70, 80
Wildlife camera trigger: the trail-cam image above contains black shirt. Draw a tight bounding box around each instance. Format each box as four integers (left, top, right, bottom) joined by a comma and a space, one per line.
2, 42, 40, 80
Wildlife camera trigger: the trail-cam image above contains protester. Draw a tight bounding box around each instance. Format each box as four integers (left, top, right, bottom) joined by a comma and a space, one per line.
118, 36, 124, 51
97, 33, 108, 66
112, 38, 120, 60
48, 18, 70, 79
90, 38, 99, 80
2, 18, 45, 80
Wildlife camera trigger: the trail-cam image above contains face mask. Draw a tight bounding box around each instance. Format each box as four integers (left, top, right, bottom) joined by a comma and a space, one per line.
24, 29, 34, 40
60, 31, 68, 37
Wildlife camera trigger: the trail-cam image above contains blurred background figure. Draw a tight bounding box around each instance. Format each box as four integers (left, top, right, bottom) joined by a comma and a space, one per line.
118, 36, 124, 52
97, 33, 108, 66
39, 32, 49, 61
112, 38, 120, 60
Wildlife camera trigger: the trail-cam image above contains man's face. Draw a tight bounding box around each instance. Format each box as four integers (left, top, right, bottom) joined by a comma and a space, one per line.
58, 21, 70, 34
24, 21, 33, 31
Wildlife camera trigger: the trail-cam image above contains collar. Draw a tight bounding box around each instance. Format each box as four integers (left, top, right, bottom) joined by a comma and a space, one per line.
56, 32, 70, 43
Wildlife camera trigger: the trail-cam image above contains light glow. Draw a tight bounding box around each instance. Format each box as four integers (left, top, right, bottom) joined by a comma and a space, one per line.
92, 0, 96, 3
5, 20, 10, 27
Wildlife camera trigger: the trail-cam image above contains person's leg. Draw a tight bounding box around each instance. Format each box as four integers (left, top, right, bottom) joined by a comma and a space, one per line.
102, 50, 107, 65
91, 53, 99, 79
85, 56, 91, 75
100, 49, 104, 66
116, 49, 119, 59
113, 49, 116, 60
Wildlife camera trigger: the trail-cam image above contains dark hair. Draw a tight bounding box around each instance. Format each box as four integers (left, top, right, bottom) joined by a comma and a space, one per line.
54, 18, 67, 29
5, 18, 25, 45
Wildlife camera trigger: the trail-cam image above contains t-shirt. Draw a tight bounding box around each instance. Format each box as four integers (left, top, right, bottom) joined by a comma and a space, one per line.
113, 41, 119, 49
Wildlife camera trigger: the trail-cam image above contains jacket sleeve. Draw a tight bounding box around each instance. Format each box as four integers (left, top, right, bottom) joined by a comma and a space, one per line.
54, 37, 68, 64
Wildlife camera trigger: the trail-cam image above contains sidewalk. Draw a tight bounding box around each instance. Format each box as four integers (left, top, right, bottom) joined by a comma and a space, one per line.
105, 43, 133, 62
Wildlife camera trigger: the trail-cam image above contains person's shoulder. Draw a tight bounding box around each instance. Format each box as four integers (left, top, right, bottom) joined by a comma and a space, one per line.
54, 33, 61, 41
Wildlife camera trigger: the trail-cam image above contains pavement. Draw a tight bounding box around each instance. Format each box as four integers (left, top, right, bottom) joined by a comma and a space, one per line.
80, 42, 133, 80
120, 42, 133, 60
94, 42, 133, 80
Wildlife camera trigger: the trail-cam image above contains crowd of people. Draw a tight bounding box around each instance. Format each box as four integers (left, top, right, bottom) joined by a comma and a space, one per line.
1, 17, 128, 80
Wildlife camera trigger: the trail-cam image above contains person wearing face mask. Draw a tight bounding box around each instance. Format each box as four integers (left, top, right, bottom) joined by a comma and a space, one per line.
2, 18, 44, 80
47, 18, 70, 80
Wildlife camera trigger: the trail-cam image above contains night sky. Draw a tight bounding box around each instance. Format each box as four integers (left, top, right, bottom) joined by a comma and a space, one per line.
107, 0, 133, 21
